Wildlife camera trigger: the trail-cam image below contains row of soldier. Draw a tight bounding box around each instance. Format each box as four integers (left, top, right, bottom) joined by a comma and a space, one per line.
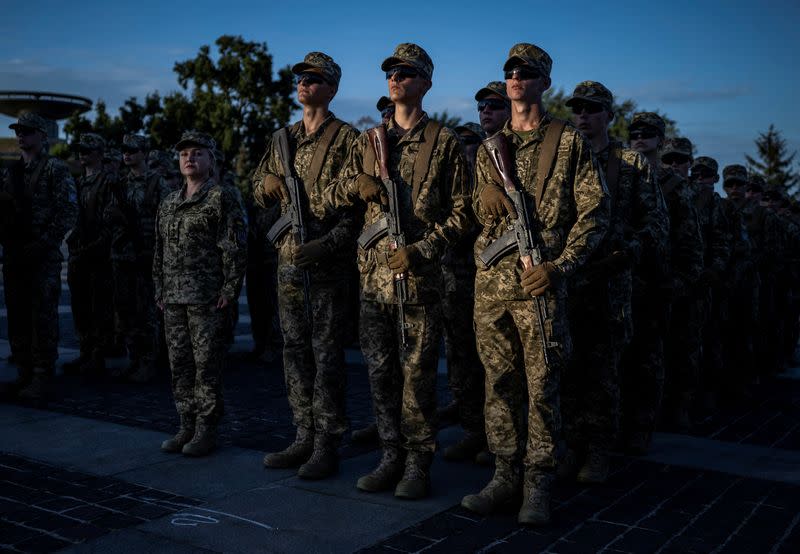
2, 41, 799, 527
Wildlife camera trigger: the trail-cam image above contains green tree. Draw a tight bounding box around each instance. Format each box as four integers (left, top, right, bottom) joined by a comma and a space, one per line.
745, 124, 799, 197
63, 110, 93, 144
429, 110, 461, 129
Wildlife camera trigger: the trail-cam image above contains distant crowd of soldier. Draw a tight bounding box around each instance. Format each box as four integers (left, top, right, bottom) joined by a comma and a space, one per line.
1, 41, 798, 527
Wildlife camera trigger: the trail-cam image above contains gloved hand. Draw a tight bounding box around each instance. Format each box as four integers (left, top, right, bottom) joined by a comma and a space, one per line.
520, 261, 560, 297
292, 239, 327, 269
357, 174, 388, 205
480, 183, 517, 219
387, 245, 422, 273
262, 174, 287, 203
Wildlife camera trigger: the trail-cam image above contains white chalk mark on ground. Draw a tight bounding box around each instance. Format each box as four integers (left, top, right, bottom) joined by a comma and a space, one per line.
134, 496, 277, 531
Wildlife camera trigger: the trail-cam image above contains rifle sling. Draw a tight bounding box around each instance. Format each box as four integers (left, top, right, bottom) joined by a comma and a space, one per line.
305, 119, 345, 193
605, 146, 622, 201
535, 119, 566, 208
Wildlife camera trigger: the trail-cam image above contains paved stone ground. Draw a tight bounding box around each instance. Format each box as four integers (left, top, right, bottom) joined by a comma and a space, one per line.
1, 261, 799, 552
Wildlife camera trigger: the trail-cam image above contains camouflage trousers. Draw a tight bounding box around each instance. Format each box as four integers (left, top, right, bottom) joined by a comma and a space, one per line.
278, 278, 348, 438
563, 283, 623, 453
474, 289, 571, 482
722, 275, 757, 386
164, 303, 227, 425
360, 299, 443, 453
112, 259, 158, 367
68, 257, 114, 359
701, 288, 724, 395
442, 274, 485, 436
2, 256, 62, 372
620, 292, 667, 437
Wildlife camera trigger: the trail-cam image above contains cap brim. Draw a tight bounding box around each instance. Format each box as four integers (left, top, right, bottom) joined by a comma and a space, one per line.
691, 161, 714, 170
174, 140, 210, 152
502, 56, 530, 72
475, 87, 508, 101
565, 96, 607, 108
292, 62, 323, 76
9, 123, 42, 132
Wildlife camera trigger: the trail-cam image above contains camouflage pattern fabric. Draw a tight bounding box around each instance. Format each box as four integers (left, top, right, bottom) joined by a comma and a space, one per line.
381, 43, 434, 80
472, 115, 609, 482
291, 51, 342, 86
254, 114, 358, 439
163, 303, 227, 425
323, 113, 470, 304
503, 42, 553, 76
153, 178, 248, 305
359, 300, 443, 453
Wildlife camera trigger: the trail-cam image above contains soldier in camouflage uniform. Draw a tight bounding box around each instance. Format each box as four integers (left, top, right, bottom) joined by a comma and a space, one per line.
767, 191, 800, 364
103, 148, 123, 179
154, 130, 247, 457
462, 44, 609, 524
256, 52, 360, 480
377, 95, 395, 124
63, 133, 115, 378
689, 156, 732, 411
0, 113, 77, 399
560, 82, 667, 483
149, 150, 181, 192
437, 122, 488, 464
105, 134, 172, 382
323, 43, 470, 499
626, 114, 703, 437
476, 81, 511, 136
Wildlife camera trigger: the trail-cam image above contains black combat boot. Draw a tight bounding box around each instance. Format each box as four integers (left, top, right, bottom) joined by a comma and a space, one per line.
16, 369, 48, 401
461, 456, 520, 515
518, 471, 552, 526
576, 447, 610, 484
356, 448, 405, 492
182, 423, 218, 457
297, 434, 339, 480
161, 415, 196, 453
263, 427, 314, 468
394, 451, 433, 500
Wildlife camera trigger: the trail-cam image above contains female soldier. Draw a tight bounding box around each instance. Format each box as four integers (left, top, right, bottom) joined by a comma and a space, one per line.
153, 130, 247, 456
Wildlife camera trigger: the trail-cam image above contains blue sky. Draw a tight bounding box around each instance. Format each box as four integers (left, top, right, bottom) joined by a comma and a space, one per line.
1, 0, 798, 171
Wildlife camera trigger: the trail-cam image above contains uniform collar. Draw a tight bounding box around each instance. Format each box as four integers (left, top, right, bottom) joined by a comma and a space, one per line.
296, 112, 337, 145
503, 112, 553, 147
386, 112, 430, 144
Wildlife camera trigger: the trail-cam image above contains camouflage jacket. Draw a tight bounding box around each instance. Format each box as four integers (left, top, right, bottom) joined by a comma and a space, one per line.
694, 187, 732, 276
719, 197, 753, 287
1, 148, 77, 263
106, 170, 171, 262
656, 167, 704, 296
324, 113, 470, 304
733, 200, 784, 271
472, 116, 609, 301
153, 178, 248, 304
254, 114, 360, 284
68, 169, 117, 260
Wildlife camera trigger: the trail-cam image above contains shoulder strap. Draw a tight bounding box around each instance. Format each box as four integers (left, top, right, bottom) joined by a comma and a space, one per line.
362, 128, 378, 178
605, 146, 622, 201
305, 119, 345, 189
535, 119, 566, 208
411, 120, 443, 205
25, 156, 49, 200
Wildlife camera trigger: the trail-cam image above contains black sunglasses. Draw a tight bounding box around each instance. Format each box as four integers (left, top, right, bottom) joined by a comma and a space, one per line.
504, 66, 541, 81
296, 72, 326, 86
629, 129, 658, 140
385, 66, 419, 81
14, 127, 38, 137
663, 154, 691, 166
478, 99, 508, 112
570, 102, 605, 115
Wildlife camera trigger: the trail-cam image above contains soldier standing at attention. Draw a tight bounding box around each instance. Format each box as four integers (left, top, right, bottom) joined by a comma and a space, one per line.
106, 134, 171, 383
1, 113, 77, 400
154, 130, 247, 457
256, 52, 360, 480
324, 43, 470, 499
64, 133, 116, 380
462, 44, 608, 524
476, 81, 511, 136
559, 81, 667, 483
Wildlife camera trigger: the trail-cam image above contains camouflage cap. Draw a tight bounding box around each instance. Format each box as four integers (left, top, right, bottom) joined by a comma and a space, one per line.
502, 43, 552, 77
104, 148, 122, 163
691, 156, 718, 173
381, 43, 433, 80
630, 112, 666, 137
148, 150, 174, 168
78, 133, 106, 150
660, 137, 693, 160
475, 81, 509, 102
174, 130, 216, 152
747, 174, 766, 191
722, 164, 748, 185
566, 80, 613, 111
292, 51, 342, 87
376, 96, 394, 112
454, 122, 485, 140
123, 134, 149, 151
9, 111, 48, 134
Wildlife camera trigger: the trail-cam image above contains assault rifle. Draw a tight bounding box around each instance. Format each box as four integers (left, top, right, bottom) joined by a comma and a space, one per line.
266, 128, 312, 320
357, 125, 410, 347
478, 132, 559, 366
